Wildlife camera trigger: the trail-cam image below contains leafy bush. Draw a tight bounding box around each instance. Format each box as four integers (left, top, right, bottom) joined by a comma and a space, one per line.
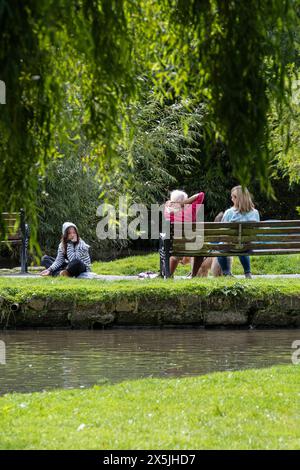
37, 154, 127, 261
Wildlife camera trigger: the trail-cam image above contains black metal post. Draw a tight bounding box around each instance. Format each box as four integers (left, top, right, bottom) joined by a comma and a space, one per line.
20, 208, 28, 274
164, 237, 171, 278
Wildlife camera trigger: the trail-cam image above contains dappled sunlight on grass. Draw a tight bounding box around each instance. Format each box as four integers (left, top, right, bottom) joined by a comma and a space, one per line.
92, 253, 300, 276
0, 365, 299, 449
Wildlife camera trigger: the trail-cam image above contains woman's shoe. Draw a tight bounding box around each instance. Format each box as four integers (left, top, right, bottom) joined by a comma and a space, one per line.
60, 269, 70, 277
245, 272, 252, 279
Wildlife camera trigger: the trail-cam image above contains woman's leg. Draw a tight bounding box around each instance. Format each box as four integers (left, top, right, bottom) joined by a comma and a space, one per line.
41, 255, 55, 269
191, 256, 204, 277
169, 256, 180, 276
41, 255, 67, 276
197, 257, 213, 277
65, 259, 87, 277
211, 258, 223, 277
239, 256, 251, 275
217, 256, 232, 275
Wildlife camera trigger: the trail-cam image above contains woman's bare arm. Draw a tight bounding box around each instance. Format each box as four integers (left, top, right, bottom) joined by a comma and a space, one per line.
182, 193, 200, 205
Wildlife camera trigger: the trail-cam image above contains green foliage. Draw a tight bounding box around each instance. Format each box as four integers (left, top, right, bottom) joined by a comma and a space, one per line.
0, 365, 299, 449
37, 153, 127, 260
0, 0, 135, 231
270, 77, 300, 183
100, 87, 300, 222
252, 173, 300, 220
208, 282, 248, 298
132, 0, 299, 188
114, 96, 209, 204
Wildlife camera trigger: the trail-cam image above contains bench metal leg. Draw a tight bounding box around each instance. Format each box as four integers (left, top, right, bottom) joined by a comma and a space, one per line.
159, 252, 164, 277
20, 209, 29, 274
164, 241, 171, 278
159, 236, 164, 277
159, 234, 171, 279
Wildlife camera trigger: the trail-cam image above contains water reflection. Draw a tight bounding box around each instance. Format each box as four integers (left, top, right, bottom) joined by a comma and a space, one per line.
0, 329, 299, 394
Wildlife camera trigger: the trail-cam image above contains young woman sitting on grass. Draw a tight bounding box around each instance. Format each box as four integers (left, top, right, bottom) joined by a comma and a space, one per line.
40, 222, 91, 277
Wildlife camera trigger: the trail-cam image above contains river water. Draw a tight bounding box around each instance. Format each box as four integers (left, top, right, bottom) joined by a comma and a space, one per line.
0, 329, 299, 395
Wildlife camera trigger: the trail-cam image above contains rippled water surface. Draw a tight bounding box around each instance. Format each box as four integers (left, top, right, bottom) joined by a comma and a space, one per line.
0, 329, 299, 394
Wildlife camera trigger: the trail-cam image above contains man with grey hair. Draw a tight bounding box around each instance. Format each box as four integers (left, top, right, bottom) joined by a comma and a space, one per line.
164, 189, 205, 277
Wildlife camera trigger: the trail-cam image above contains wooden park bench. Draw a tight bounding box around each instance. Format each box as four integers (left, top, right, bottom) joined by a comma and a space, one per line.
0, 209, 30, 274
159, 220, 300, 278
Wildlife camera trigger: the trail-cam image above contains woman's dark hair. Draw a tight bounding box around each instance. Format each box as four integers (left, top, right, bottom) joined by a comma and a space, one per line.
61, 226, 80, 255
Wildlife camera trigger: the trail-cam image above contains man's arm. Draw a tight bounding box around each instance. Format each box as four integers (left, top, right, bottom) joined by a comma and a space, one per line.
183, 192, 205, 206
182, 193, 201, 205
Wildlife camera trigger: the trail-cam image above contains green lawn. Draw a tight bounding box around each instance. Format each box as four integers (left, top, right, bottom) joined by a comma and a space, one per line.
1, 276, 300, 304
92, 253, 300, 276
0, 365, 299, 449
2, 252, 300, 276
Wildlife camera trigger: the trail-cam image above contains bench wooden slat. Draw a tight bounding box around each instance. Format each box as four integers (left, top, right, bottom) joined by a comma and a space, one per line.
203, 229, 238, 235
172, 221, 300, 229
173, 224, 300, 237
1, 212, 19, 216
217, 221, 300, 228
242, 235, 300, 242
202, 235, 300, 242
201, 228, 300, 236
241, 242, 300, 250
2, 223, 18, 229
3, 226, 19, 232
174, 225, 300, 232
7, 233, 21, 239
173, 239, 300, 250
1, 234, 21, 241
174, 230, 239, 237
173, 237, 300, 246
171, 249, 300, 257
242, 228, 300, 235
203, 234, 300, 241
174, 237, 300, 246
1, 214, 20, 234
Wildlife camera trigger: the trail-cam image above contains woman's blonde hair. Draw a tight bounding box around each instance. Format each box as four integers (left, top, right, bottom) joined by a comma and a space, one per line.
231, 185, 255, 213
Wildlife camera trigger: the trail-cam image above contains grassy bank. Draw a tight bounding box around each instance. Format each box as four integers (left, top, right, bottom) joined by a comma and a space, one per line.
0, 365, 299, 449
1, 276, 300, 302
1, 277, 300, 328
92, 253, 300, 276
